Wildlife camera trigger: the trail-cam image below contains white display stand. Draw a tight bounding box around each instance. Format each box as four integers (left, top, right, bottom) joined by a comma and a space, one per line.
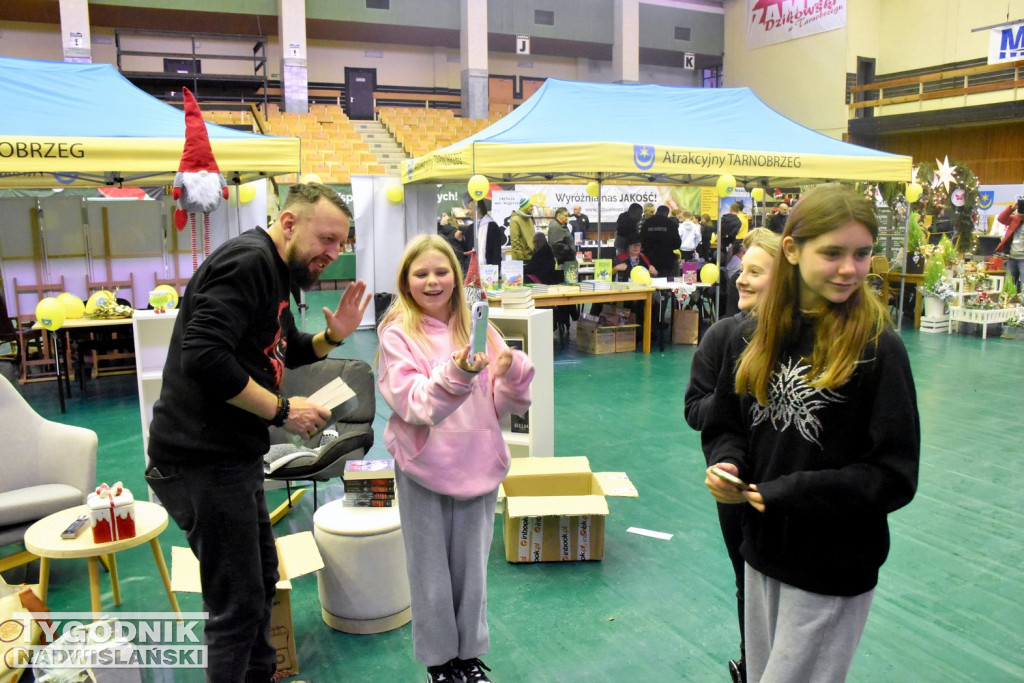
132, 309, 178, 474
947, 305, 1023, 339
489, 307, 554, 458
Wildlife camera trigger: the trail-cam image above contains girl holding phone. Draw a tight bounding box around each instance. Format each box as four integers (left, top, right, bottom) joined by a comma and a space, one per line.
702, 184, 920, 682
377, 235, 534, 683
684, 227, 781, 683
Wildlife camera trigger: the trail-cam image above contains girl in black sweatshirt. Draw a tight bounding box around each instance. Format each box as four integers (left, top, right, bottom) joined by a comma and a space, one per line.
702, 184, 919, 682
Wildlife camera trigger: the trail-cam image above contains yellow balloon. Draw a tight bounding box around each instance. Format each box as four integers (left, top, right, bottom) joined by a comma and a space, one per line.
36, 297, 66, 331
154, 284, 180, 310
906, 182, 923, 203
299, 173, 323, 185
630, 265, 652, 285
700, 263, 720, 284
716, 174, 736, 198
467, 174, 489, 201
57, 292, 85, 319
239, 184, 257, 204
586, 181, 600, 197
751, 187, 764, 202
85, 290, 114, 316
385, 181, 405, 203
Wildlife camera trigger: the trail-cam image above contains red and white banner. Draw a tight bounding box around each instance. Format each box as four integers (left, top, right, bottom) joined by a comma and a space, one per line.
745, 0, 847, 50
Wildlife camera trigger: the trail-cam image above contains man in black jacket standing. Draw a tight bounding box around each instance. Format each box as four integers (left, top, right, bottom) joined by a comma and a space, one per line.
145, 183, 371, 682
615, 202, 643, 255
476, 198, 504, 269
641, 205, 683, 276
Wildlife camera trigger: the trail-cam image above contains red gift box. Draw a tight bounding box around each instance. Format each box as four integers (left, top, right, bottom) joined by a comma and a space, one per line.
87, 482, 136, 543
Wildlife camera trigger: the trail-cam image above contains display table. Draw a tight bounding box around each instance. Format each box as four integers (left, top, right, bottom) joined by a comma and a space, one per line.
882, 272, 924, 329
491, 288, 656, 353
32, 316, 135, 411
947, 306, 1023, 339
24, 501, 181, 616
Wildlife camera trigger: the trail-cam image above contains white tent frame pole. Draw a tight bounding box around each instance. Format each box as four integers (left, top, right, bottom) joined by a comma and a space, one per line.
715, 212, 722, 320
895, 209, 911, 331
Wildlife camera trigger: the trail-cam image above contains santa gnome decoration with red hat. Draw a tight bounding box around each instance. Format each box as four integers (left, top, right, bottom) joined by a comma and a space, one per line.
173, 87, 229, 271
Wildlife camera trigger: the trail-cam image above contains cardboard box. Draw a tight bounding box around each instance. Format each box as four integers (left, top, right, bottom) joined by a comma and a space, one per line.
498, 456, 637, 563
598, 304, 636, 326
171, 532, 324, 674
0, 579, 45, 681
576, 320, 616, 354
614, 324, 639, 352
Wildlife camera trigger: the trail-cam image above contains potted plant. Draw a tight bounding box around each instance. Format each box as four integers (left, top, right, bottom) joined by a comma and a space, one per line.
895, 211, 927, 273
936, 234, 959, 276
921, 257, 955, 317
1002, 314, 1024, 340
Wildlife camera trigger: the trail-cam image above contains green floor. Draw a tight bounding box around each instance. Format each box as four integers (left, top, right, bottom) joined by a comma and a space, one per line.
5, 299, 1024, 682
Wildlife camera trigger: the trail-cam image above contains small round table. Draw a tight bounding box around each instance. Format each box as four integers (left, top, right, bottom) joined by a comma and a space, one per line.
24, 501, 181, 615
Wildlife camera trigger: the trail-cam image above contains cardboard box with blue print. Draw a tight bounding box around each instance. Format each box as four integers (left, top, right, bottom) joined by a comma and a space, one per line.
498, 456, 638, 563
171, 531, 324, 674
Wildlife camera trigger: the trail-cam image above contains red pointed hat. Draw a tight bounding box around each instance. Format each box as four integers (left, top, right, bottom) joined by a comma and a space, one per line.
178, 87, 220, 174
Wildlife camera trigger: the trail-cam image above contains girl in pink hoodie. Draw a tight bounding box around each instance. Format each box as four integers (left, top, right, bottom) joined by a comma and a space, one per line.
377, 235, 534, 683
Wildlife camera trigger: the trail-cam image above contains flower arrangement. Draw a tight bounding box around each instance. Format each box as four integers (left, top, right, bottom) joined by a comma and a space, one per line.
964, 291, 1000, 310
961, 262, 992, 292
922, 257, 956, 303
1005, 314, 1024, 328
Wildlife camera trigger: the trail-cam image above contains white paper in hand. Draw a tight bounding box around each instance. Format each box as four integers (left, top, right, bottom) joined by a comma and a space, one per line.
306, 377, 356, 410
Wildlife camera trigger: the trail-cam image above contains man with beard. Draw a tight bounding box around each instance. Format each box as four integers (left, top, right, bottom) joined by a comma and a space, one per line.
145, 183, 370, 682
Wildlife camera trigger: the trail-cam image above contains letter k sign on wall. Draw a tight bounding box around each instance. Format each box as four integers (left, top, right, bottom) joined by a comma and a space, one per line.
684, 53, 695, 70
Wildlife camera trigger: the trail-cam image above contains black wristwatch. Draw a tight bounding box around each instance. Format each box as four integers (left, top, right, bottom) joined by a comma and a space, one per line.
323, 329, 345, 347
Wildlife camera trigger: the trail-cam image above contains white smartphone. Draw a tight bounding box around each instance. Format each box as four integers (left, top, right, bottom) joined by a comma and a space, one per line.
710, 466, 752, 491
469, 301, 489, 356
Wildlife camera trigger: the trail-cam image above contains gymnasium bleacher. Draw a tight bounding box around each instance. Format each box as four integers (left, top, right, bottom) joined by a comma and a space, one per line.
202, 103, 511, 184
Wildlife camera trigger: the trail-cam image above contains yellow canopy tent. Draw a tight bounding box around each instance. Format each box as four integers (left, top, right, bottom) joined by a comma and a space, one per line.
0, 56, 299, 189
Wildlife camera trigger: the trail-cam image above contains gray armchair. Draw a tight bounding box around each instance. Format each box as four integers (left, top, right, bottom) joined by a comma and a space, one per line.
264, 358, 375, 511
0, 375, 97, 570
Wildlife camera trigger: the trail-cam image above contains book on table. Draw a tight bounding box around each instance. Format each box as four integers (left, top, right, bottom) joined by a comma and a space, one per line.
343, 459, 395, 480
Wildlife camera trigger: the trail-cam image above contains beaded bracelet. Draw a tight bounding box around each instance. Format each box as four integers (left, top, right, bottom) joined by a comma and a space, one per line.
270, 395, 290, 427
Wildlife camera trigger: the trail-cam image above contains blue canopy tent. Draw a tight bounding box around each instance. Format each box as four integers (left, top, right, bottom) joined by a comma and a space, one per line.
0, 56, 299, 188
403, 79, 911, 186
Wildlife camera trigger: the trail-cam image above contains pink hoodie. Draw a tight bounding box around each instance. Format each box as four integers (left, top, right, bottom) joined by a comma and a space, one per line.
377, 315, 535, 498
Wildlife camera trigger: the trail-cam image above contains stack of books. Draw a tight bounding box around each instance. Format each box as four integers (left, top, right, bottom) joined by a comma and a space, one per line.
529, 283, 549, 294
342, 459, 396, 507
580, 280, 612, 292
501, 288, 535, 310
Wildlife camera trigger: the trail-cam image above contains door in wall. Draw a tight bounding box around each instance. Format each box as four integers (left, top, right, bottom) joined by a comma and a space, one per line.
345, 67, 376, 120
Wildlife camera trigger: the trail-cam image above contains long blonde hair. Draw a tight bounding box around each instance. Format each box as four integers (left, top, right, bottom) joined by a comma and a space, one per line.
377, 235, 470, 354
735, 183, 890, 404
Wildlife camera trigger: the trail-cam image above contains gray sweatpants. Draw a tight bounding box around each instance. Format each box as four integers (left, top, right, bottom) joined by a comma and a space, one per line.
744, 564, 874, 683
396, 468, 498, 667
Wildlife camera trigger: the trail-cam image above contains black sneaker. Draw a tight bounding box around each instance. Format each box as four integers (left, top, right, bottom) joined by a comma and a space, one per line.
426, 661, 460, 683
729, 658, 746, 683
454, 658, 492, 682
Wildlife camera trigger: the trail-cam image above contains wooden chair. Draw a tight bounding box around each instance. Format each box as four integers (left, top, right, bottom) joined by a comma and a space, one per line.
82, 274, 136, 380
12, 276, 67, 384
0, 294, 20, 363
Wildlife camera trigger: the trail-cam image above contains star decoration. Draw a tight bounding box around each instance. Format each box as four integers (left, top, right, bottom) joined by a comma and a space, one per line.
934, 156, 956, 192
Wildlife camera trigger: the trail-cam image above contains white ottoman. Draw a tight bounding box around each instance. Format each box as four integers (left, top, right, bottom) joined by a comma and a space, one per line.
312, 497, 411, 634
